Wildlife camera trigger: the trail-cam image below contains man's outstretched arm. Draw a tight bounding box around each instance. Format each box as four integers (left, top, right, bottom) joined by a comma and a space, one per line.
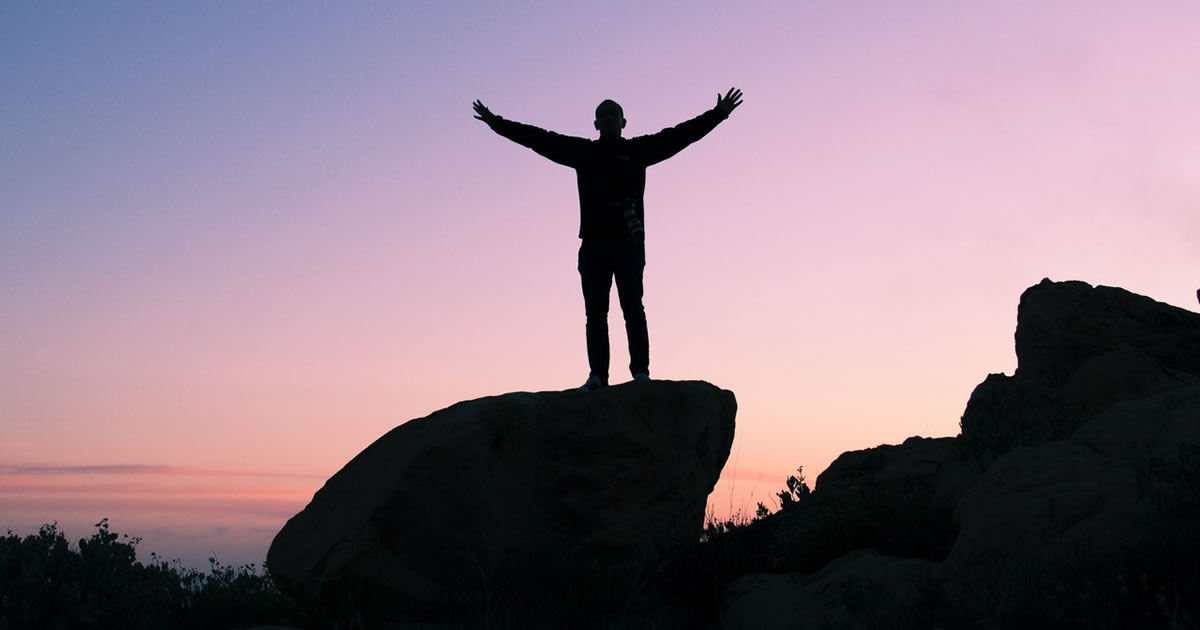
472, 99, 586, 168
637, 87, 743, 166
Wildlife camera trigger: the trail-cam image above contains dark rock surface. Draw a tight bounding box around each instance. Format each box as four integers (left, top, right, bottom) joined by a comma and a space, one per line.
262, 278, 1200, 629
960, 278, 1200, 456
814, 435, 958, 499
723, 279, 1200, 629
268, 379, 735, 618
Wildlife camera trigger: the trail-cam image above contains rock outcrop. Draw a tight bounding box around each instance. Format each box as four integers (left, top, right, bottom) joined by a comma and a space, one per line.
263, 279, 1199, 628
268, 379, 735, 618
960, 278, 1200, 456
722, 550, 933, 630
752, 436, 963, 575
815, 435, 966, 506
723, 279, 1200, 629
949, 381, 1200, 566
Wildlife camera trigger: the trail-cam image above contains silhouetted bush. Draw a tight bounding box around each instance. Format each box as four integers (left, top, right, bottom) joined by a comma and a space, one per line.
774, 466, 812, 512
0, 519, 302, 630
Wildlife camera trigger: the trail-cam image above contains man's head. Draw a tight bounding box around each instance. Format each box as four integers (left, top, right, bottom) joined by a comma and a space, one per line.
594, 99, 626, 139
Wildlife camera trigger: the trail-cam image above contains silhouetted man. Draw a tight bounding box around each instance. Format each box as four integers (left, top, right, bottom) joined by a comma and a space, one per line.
473, 88, 743, 391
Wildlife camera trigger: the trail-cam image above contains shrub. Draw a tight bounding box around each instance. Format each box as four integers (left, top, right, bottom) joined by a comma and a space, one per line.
0, 519, 302, 630
775, 466, 812, 512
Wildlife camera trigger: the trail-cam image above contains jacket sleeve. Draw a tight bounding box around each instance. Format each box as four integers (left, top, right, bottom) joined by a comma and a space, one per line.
486, 117, 589, 168
633, 108, 729, 166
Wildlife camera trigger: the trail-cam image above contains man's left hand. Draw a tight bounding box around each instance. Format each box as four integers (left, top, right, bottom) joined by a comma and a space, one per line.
473, 100, 499, 124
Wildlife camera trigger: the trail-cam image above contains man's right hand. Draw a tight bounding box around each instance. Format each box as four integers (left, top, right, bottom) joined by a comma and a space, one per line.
473, 100, 498, 125
715, 87, 743, 116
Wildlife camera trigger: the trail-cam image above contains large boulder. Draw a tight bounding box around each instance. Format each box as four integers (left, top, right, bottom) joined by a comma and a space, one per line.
1072, 384, 1200, 459
267, 380, 735, 618
721, 550, 934, 630
1013, 279, 1200, 387
950, 384, 1200, 566
960, 279, 1200, 455
814, 436, 963, 504
948, 439, 1146, 565
751, 437, 963, 577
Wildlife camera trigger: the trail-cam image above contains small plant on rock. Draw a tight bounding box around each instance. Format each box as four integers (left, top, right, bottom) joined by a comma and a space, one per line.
775, 466, 812, 511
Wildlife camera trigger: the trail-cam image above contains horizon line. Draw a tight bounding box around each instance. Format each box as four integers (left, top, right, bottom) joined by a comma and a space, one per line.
0, 463, 328, 480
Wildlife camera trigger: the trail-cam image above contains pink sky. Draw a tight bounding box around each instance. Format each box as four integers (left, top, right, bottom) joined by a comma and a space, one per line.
3, 2, 1199, 568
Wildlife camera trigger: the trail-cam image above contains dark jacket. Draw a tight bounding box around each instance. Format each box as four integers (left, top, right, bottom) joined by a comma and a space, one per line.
486, 108, 729, 242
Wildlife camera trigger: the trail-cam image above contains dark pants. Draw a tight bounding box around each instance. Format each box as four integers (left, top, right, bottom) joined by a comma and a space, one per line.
578, 239, 648, 382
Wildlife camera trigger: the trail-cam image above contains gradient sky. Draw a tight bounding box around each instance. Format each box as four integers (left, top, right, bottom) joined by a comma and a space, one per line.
3, 1, 1198, 568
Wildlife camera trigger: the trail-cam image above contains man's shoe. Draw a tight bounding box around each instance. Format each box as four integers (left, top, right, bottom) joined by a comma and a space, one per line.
632, 372, 650, 382
578, 375, 608, 392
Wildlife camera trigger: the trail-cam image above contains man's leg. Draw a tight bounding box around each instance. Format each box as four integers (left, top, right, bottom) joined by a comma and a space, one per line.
578, 243, 613, 384
614, 243, 649, 378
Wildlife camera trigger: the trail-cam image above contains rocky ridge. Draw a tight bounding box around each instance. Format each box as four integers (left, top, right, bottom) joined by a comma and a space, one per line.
265, 278, 1200, 628
722, 279, 1200, 629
